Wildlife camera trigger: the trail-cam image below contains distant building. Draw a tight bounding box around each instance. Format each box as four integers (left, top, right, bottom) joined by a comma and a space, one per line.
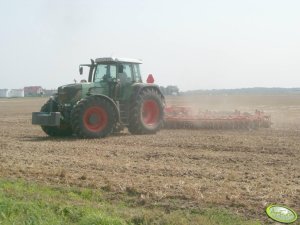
24, 86, 43, 96
160, 85, 180, 95
8, 89, 24, 97
0, 89, 9, 97
43, 89, 57, 97
0, 89, 25, 97
166, 86, 179, 96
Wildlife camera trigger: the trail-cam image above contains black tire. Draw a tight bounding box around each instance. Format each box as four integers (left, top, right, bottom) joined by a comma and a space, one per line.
71, 96, 116, 138
40, 100, 73, 137
128, 88, 164, 134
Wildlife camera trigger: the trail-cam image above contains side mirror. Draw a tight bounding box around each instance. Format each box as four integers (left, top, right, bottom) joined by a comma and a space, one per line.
79, 66, 83, 75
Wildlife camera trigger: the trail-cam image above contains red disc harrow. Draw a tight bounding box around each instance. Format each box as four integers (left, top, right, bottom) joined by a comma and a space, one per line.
164, 106, 271, 129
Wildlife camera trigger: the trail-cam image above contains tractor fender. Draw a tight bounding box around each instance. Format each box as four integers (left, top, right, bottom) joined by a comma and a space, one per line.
83, 94, 121, 123
130, 84, 165, 104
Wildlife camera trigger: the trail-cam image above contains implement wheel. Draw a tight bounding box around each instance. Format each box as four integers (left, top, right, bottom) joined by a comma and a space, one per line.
71, 96, 116, 138
128, 88, 164, 134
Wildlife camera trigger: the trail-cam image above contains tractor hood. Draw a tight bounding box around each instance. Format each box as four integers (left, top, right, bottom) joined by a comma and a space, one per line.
57, 83, 84, 104
58, 83, 83, 96
56, 81, 108, 104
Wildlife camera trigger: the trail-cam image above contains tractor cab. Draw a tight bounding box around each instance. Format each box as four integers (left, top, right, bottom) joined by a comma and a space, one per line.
79, 57, 143, 100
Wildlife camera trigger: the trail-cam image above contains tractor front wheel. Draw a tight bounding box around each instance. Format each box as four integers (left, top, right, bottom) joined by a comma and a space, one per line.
71, 96, 116, 138
128, 88, 164, 134
40, 100, 73, 137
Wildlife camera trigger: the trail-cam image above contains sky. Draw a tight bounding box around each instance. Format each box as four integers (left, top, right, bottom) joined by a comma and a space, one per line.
0, 0, 300, 91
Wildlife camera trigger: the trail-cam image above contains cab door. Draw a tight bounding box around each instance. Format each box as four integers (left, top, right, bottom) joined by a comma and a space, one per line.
117, 63, 133, 101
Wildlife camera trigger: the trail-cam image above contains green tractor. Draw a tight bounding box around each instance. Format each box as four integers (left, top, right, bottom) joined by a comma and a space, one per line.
32, 57, 165, 138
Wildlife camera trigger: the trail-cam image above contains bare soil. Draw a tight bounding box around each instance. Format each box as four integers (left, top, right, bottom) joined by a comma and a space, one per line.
0, 95, 299, 222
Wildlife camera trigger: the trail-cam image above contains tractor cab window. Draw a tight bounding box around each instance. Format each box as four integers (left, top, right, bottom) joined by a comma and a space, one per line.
117, 64, 133, 83
94, 64, 116, 82
132, 64, 142, 82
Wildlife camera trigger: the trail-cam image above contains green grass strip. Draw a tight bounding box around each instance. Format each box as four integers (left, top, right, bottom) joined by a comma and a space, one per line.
0, 179, 261, 225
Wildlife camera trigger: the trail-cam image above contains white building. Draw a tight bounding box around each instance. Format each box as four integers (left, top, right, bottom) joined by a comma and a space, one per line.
0, 89, 24, 97
0, 89, 9, 97
8, 89, 24, 97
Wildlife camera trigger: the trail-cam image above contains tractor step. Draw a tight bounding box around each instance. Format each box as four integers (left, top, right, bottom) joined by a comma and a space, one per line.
119, 102, 129, 125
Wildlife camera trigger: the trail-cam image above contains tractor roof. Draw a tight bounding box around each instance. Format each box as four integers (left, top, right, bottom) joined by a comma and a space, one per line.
95, 57, 142, 64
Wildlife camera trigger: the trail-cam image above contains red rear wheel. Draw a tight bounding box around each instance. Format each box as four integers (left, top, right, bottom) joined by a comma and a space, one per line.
83, 106, 108, 132
128, 88, 164, 134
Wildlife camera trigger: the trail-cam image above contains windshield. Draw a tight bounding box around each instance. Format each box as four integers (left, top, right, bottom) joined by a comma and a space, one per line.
94, 64, 117, 82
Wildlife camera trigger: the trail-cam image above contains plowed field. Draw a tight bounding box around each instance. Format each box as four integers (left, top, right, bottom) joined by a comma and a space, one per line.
0, 95, 299, 222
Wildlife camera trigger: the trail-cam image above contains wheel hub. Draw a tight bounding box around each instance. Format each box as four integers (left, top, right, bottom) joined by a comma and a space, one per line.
142, 99, 159, 126
83, 106, 108, 132
88, 114, 100, 124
